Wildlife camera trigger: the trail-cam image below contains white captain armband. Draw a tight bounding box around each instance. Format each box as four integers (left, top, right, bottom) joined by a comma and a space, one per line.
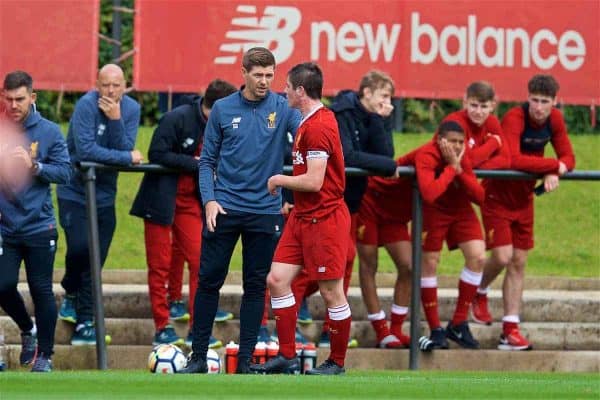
306, 150, 329, 160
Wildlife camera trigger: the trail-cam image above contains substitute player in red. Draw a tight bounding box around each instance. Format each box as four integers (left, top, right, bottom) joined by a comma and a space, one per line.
472, 75, 575, 350
356, 148, 418, 348
416, 121, 485, 351
442, 81, 510, 170
250, 62, 351, 375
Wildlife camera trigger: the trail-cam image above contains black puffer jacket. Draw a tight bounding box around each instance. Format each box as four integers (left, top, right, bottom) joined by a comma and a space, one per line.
330, 90, 397, 213
130, 96, 206, 225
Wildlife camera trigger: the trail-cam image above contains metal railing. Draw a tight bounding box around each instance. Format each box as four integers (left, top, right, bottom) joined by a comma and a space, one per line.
78, 161, 600, 370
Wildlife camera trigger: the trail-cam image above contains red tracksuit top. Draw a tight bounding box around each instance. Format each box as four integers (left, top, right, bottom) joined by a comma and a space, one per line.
485, 106, 575, 208
415, 141, 484, 213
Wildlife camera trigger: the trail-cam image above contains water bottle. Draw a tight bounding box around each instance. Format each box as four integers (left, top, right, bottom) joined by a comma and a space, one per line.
252, 341, 267, 365
224, 341, 239, 374
0, 333, 6, 371
301, 343, 317, 374
266, 341, 279, 361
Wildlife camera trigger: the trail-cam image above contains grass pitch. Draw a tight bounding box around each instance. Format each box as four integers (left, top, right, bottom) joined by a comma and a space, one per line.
0, 370, 598, 399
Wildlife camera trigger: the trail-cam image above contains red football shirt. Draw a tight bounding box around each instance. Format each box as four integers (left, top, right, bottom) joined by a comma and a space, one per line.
484, 106, 575, 208
415, 141, 484, 213
292, 106, 345, 219
443, 110, 510, 170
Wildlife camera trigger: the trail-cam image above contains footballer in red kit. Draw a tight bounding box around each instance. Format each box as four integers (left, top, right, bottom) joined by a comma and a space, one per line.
473, 75, 575, 351
415, 120, 486, 352
250, 63, 350, 376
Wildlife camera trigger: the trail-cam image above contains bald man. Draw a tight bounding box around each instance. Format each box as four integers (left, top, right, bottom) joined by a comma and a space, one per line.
57, 64, 142, 346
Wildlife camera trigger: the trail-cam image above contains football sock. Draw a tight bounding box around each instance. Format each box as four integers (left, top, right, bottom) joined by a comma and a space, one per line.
502, 315, 520, 335
452, 267, 482, 326
421, 277, 441, 329
368, 310, 390, 342
390, 304, 408, 338
328, 303, 351, 367
271, 293, 297, 359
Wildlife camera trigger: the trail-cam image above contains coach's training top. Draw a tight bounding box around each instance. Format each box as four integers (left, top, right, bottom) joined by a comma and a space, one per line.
0, 106, 71, 236
199, 90, 301, 214
57, 91, 141, 208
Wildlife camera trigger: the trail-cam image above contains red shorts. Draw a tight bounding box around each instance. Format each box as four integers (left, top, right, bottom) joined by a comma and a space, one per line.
422, 205, 483, 252
482, 196, 534, 250
356, 184, 411, 246
273, 205, 350, 281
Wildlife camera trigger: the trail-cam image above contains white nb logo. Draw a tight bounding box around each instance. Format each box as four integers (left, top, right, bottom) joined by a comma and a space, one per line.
214, 5, 301, 65
232, 116, 242, 129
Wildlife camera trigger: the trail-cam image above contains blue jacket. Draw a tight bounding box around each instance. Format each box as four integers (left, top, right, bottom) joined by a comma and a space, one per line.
199, 90, 301, 214
56, 91, 140, 207
0, 107, 71, 237
330, 90, 397, 213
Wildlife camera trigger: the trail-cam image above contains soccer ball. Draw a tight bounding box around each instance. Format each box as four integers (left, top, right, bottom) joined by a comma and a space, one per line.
206, 349, 221, 374
148, 344, 187, 374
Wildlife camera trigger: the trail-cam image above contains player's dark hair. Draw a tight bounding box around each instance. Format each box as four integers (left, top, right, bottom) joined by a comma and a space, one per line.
3, 70, 33, 93
242, 47, 276, 71
358, 70, 395, 98
528, 74, 559, 98
203, 79, 237, 109
466, 81, 495, 102
288, 62, 323, 100
437, 120, 464, 137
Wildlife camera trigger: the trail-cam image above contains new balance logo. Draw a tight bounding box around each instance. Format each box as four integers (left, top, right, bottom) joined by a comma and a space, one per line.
214, 5, 301, 64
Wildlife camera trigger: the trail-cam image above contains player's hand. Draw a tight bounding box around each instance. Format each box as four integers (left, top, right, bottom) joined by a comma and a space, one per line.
487, 133, 502, 147
130, 149, 143, 164
543, 174, 560, 193
281, 202, 294, 215
557, 161, 568, 176
375, 102, 394, 118
98, 96, 121, 120
205, 200, 227, 232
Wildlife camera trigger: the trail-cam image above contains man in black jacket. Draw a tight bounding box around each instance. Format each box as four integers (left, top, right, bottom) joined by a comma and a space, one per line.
130, 79, 236, 347
291, 70, 400, 347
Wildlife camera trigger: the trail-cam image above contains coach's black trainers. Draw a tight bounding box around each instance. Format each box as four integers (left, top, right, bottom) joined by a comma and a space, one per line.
178, 354, 208, 374
236, 357, 252, 374
419, 327, 449, 352
20, 331, 38, 365
305, 359, 345, 375
31, 353, 52, 372
249, 354, 300, 374
446, 321, 480, 349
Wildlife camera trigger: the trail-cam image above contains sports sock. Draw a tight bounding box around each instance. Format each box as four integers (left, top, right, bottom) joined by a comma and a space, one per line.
390, 304, 408, 339
367, 310, 390, 342
452, 267, 482, 326
328, 303, 351, 367
502, 315, 520, 335
271, 293, 297, 359
421, 277, 441, 329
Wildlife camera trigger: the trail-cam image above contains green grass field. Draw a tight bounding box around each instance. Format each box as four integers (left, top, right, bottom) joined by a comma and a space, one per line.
0, 370, 598, 399
52, 128, 600, 278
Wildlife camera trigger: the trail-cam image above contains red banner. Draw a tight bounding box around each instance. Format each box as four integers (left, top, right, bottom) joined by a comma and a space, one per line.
134, 0, 599, 105
0, 0, 99, 91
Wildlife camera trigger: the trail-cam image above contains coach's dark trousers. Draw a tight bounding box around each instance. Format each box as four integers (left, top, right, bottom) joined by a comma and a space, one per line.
58, 199, 116, 324
191, 210, 281, 365
0, 230, 58, 355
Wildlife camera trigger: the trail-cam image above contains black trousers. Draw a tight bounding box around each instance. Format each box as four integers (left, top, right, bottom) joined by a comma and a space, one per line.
58, 198, 116, 324
0, 229, 58, 355
191, 210, 281, 363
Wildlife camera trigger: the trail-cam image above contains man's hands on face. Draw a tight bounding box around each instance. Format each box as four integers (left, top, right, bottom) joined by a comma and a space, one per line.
375, 101, 394, 118
439, 138, 463, 174
130, 149, 143, 164
98, 96, 121, 120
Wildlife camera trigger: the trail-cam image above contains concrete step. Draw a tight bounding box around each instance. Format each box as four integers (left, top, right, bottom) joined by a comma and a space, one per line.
1, 316, 598, 351
5, 283, 598, 323
3, 344, 598, 372
30, 269, 600, 290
